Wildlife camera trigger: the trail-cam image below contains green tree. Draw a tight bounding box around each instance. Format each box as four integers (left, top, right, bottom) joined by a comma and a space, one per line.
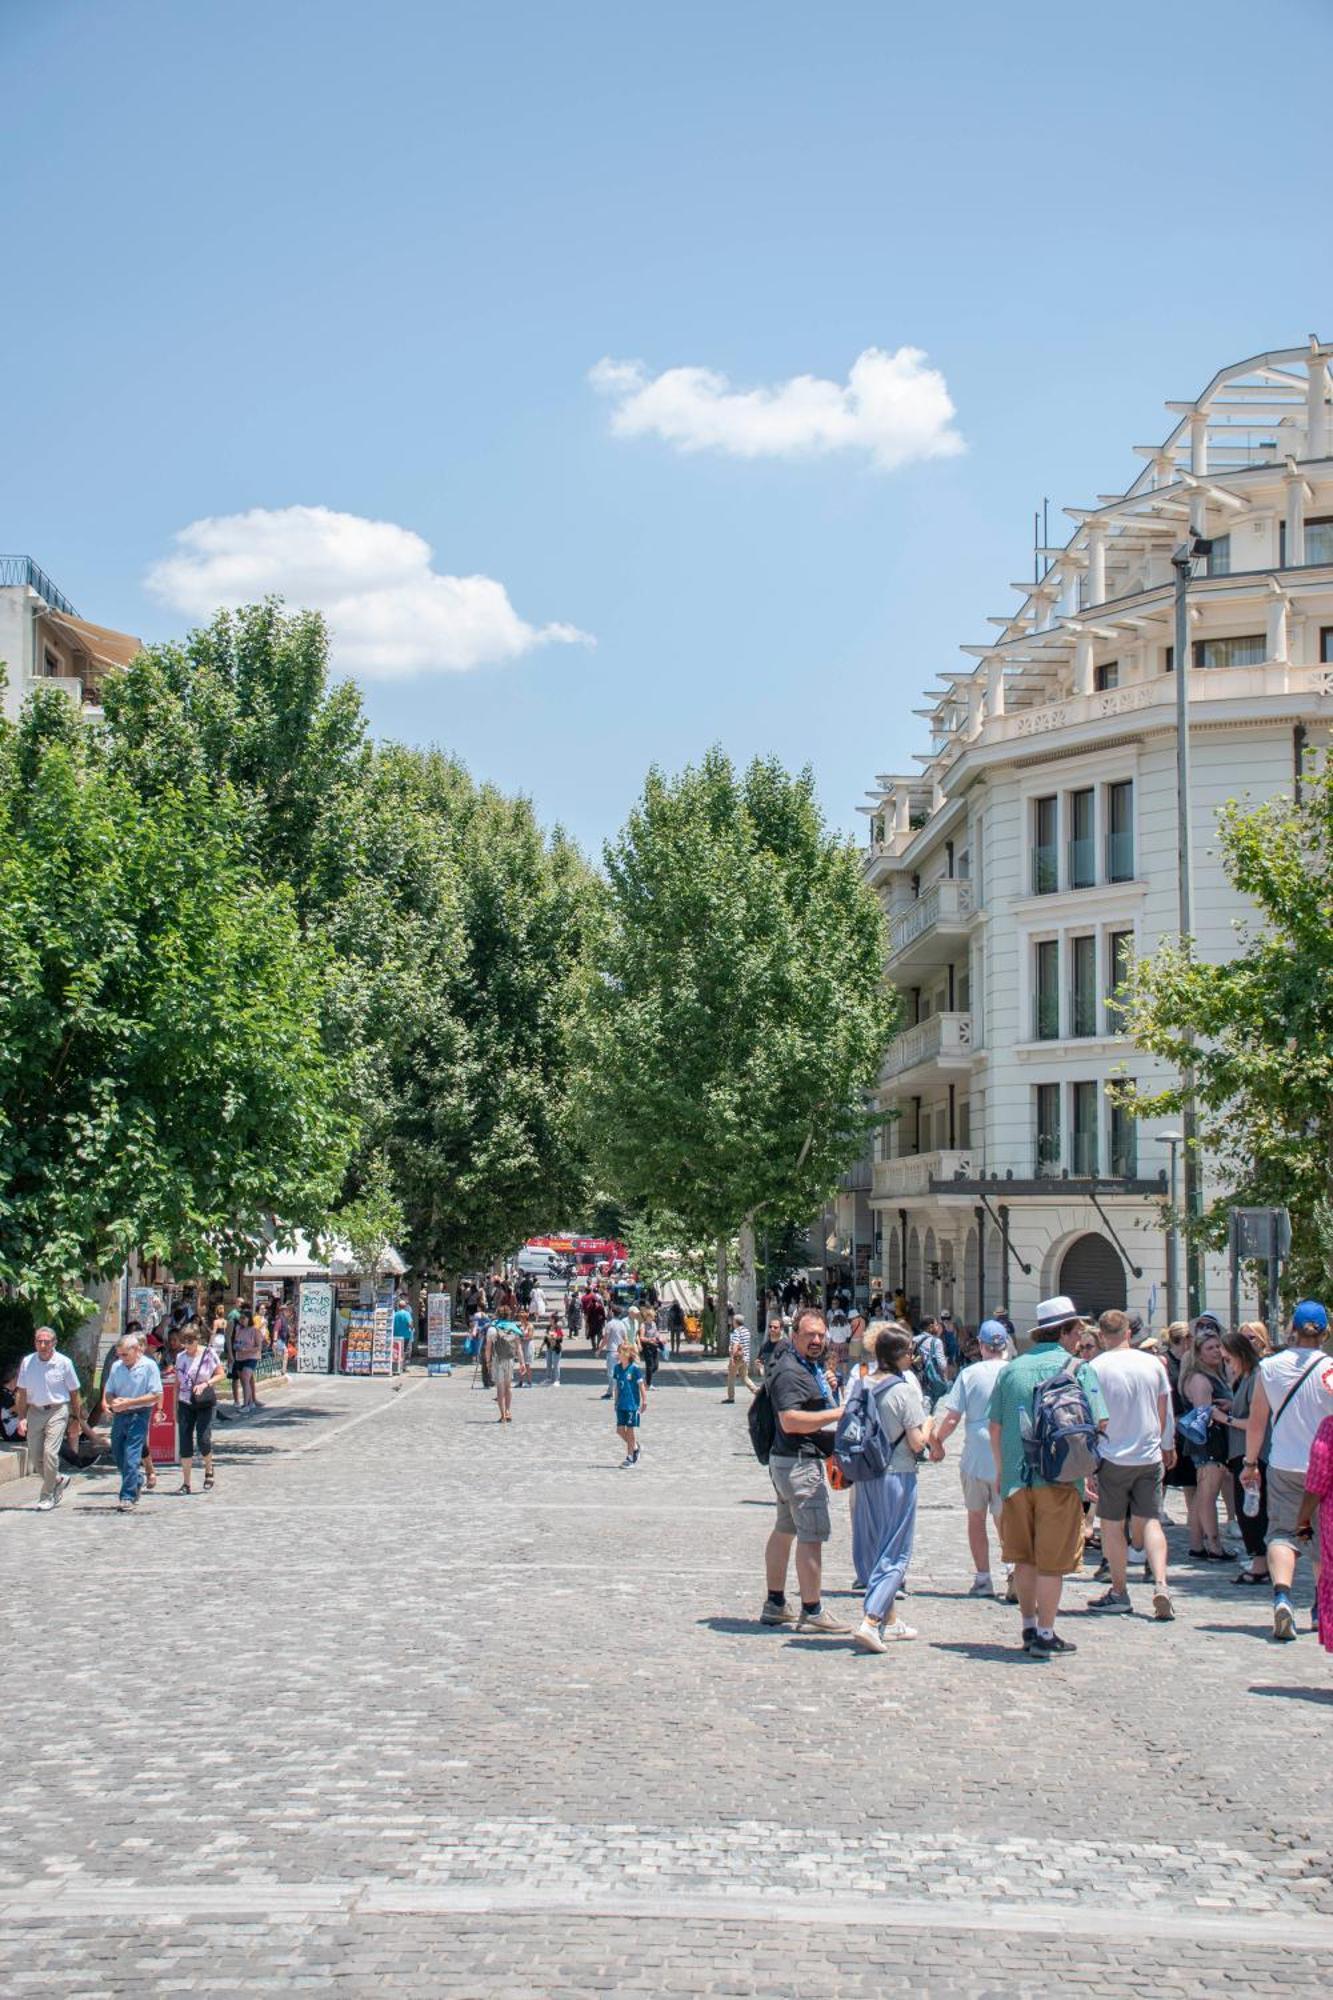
583, 749, 896, 1331
1123, 760, 1333, 1297
0, 689, 352, 1322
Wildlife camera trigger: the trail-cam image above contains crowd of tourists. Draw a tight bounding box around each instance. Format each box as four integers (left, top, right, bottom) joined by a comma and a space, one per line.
753, 1295, 1333, 1661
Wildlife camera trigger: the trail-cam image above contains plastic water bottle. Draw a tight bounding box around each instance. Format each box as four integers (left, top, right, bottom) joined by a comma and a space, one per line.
1243, 1481, 1262, 1518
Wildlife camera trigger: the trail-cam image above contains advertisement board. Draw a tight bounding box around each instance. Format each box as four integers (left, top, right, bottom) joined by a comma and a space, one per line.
370, 1303, 394, 1375
296, 1281, 334, 1374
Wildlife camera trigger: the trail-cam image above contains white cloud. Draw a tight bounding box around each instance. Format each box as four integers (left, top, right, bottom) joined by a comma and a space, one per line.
146, 505, 592, 678
589, 345, 964, 470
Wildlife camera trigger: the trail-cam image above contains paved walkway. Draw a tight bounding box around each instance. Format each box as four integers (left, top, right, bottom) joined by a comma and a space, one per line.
1, 1352, 1329, 1995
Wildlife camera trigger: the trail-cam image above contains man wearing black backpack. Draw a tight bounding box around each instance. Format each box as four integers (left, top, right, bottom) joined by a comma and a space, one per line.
758, 1308, 848, 1634
987, 1295, 1108, 1660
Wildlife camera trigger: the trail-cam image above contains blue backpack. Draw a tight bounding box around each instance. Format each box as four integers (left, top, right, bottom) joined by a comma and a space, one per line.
1025, 1357, 1101, 1485
833, 1376, 892, 1484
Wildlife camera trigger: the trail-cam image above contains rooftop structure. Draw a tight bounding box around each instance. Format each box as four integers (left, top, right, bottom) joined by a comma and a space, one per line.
0, 554, 141, 724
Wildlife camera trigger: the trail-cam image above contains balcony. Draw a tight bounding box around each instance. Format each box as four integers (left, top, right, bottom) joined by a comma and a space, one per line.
0, 554, 78, 616
882, 1010, 974, 1083
873, 1150, 975, 1200
887, 878, 974, 973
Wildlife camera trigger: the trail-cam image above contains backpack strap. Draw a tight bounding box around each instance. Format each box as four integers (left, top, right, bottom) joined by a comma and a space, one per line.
1270, 1354, 1324, 1431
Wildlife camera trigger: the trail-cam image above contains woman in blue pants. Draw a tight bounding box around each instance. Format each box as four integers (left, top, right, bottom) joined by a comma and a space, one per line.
851, 1326, 933, 1653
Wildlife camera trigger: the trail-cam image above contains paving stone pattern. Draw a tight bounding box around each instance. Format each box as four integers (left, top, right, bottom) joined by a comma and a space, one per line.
1, 1351, 1329, 1994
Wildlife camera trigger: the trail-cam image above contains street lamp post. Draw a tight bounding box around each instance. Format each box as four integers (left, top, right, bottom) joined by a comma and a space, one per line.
1171, 536, 1210, 1317
1158, 1131, 1185, 1328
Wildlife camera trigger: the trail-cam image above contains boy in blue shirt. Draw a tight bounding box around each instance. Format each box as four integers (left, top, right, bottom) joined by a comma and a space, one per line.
613, 1339, 644, 1467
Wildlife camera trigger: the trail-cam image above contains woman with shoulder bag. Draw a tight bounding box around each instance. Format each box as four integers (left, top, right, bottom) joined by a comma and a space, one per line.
1178, 1317, 1232, 1560
175, 1320, 221, 1494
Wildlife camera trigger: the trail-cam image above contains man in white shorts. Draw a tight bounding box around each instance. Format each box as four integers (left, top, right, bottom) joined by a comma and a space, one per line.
1086, 1308, 1176, 1621
1244, 1299, 1333, 1643
930, 1319, 1010, 1597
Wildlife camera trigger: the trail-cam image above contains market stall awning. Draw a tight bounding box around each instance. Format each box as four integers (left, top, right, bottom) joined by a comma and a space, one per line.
246, 1231, 406, 1279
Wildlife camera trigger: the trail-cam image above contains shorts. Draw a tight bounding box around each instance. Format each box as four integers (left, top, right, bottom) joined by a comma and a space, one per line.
178, 1399, 215, 1457
1266, 1465, 1323, 1556
615, 1406, 640, 1429
999, 1484, 1085, 1575
1095, 1457, 1164, 1524
961, 1470, 1001, 1515
232, 1357, 257, 1378
769, 1454, 831, 1544
492, 1359, 514, 1387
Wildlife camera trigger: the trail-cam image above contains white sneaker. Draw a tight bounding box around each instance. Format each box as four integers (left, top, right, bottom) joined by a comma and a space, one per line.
853, 1617, 887, 1654
881, 1618, 919, 1641
967, 1576, 995, 1597
36, 1496, 55, 1512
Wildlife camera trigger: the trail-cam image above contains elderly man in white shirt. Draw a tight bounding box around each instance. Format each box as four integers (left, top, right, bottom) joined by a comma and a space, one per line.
15, 1327, 83, 1512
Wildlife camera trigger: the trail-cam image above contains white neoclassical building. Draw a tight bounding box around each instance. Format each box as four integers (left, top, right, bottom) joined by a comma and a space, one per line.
862, 339, 1333, 1332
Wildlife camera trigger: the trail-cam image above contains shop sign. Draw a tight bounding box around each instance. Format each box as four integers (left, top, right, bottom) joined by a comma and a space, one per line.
296, 1281, 334, 1374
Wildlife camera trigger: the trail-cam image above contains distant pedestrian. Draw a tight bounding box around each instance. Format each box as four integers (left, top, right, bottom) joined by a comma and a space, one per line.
1243, 1299, 1333, 1642
760, 1308, 848, 1634
667, 1299, 686, 1356
174, 1319, 221, 1494
929, 1318, 1010, 1597
392, 1293, 414, 1364
725, 1320, 754, 1404
516, 1310, 534, 1388
639, 1311, 664, 1393
613, 1340, 644, 1466
229, 1309, 261, 1411
486, 1318, 519, 1423
15, 1326, 82, 1512
602, 1306, 632, 1400
102, 1332, 163, 1513
988, 1295, 1108, 1659
541, 1314, 564, 1385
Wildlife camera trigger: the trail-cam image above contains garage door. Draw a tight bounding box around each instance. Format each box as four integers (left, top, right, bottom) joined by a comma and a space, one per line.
1058, 1232, 1127, 1315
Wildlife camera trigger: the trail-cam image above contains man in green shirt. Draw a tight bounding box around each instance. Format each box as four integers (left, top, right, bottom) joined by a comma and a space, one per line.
988, 1295, 1107, 1660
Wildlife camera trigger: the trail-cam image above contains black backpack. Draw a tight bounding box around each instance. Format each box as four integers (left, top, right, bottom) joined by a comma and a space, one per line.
748, 1384, 778, 1464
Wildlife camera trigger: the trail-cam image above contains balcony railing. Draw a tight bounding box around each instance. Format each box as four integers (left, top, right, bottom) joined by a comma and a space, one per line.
1032, 845, 1058, 895
0, 555, 78, 617
883, 1010, 973, 1081
887, 878, 974, 960
873, 1150, 975, 1199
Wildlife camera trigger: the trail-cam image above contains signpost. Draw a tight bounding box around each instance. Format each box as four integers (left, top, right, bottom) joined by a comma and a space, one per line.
1228, 1207, 1291, 1346
296, 1280, 334, 1374
427, 1291, 452, 1375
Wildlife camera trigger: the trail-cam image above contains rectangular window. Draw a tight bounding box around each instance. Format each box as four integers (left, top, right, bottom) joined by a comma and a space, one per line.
1094, 659, 1120, 691
1034, 939, 1060, 1040
1105, 780, 1134, 882
1070, 935, 1097, 1037
957, 965, 971, 1013
958, 1096, 971, 1149
1067, 787, 1095, 888
1280, 517, 1333, 566
1205, 533, 1231, 577
1193, 634, 1266, 671
1109, 1083, 1137, 1179
1106, 929, 1134, 1032
1071, 1080, 1099, 1176
1032, 795, 1058, 894
1035, 1083, 1061, 1176
1321, 626, 1333, 665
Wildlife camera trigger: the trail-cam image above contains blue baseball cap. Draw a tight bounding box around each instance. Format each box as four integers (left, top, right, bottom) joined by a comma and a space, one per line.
978, 1319, 1009, 1349
1291, 1299, 1328, 1334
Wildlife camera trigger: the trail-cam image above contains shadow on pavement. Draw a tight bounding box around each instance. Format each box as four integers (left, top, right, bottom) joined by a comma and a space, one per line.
1246, 1682, 1333, 1704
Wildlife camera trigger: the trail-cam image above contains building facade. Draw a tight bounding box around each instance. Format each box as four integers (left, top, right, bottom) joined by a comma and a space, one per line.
862, 340, 1333, 1332
0, 554, 140, 725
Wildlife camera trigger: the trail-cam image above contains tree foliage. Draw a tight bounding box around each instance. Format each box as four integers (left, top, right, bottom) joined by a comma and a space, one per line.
0, 689, 352, 1321
1124, 761, 1333, 1295
582, 749, 896, 1244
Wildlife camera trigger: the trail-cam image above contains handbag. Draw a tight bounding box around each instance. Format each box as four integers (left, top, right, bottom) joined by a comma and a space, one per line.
184, 1352, 218, 1408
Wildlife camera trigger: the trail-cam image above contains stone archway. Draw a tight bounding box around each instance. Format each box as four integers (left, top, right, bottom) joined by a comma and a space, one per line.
1058, 1232, 1127, 1315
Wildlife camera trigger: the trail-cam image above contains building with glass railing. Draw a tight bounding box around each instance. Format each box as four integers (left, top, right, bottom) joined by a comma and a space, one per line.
860, 340, 1333, 1331
0, 555, 141, 724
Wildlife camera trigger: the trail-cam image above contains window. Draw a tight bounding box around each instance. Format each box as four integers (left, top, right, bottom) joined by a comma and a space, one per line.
1067, 788, 1095, 888
43, 648, 60, 675
1321, 627, 1333, 665
1105, 781, 1134, 882
1071, 1081, 1099, 1176
1034, 940, 1060, 1040
1032, 795, 1058, 894
1280, 517, 1333, 567
1106, 929, 1134, 1032
1070, 935, 1097, 1037
1204, 534, 1231, 577
957, 965, 971, 1013
958, 1096, 971, 1149
1094, 659, 1120, 691
1193, 634, 1266, 670
1035, 1084, 1061, 1176
1109, 1083, 1137, 1179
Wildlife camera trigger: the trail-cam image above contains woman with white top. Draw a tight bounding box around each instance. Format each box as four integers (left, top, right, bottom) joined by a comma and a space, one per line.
851, 1327, 934, 1653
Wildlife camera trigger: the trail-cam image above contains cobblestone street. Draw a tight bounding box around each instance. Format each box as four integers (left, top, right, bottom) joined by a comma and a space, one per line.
2, 1353, 1330, 1996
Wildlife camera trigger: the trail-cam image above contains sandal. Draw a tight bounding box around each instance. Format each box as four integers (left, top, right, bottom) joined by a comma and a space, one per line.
175, 1482, 193, 1496
1234, 1570, 1269, 1585
203, 1470, 215, 1490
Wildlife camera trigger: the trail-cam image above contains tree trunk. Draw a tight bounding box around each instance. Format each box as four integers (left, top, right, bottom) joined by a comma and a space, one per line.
715, 1236, 729, 1359
737, 1214, 758, 1340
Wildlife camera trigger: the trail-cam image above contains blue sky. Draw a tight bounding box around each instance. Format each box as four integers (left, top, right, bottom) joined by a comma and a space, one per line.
5, 0, 1333, 854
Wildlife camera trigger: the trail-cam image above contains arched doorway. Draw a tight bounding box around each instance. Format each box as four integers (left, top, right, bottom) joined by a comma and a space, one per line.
1058, 1232, 1127, 1315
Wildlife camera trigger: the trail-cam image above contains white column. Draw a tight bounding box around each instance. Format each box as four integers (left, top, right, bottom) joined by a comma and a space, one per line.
1284, 470, 1306, 568
985, 658, 1006, 719
966, 677, 984, 736
1267, 592, 1289, 664
1073, 632, 1094, 696
1307, 355, 1329, 460
893, 786, 910, 837
1154, 451, 1175, 490
1086, 523, 1106, 606
1190, 410, 1208, 477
